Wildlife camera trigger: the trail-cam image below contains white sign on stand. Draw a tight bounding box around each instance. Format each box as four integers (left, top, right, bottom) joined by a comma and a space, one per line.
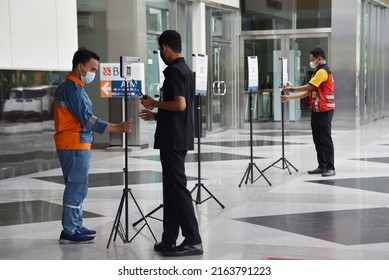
282, 57, 288, 86
247, 56, 259, 91
99, 62, 145, 98
193, 54, 208, 96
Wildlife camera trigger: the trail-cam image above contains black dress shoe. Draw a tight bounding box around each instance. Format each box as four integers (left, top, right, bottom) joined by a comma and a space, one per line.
322, 170, 336, 177
154, 241, 175, 252
163, 243, 203, 257
307, 168, 326, 174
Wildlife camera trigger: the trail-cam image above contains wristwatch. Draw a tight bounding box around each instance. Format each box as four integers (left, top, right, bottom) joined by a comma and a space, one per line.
290, 87, 294, 92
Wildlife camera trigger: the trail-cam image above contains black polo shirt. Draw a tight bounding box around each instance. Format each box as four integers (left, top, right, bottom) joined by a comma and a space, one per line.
154, 57, 194, 151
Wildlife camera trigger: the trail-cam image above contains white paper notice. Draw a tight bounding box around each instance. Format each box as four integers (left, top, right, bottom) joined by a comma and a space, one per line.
247, 56, 259, 91
195, 54, 208, 96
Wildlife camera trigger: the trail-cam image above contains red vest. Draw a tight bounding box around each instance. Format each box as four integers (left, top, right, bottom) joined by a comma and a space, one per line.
309, 65, 335, 112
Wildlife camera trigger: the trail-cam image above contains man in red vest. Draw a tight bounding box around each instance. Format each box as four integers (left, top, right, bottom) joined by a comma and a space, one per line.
282, 47, 335, 177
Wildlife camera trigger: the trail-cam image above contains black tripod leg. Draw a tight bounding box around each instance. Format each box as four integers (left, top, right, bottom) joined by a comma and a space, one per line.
253, 163, 272, 186
132, 204, 163, 227
245, 163, 253, 184
129, 223, 147, 243
200, 184, 225, 209
284, 159, 292, 175
195, 183, 202, 204
262, 158, 282, 173
239, 164, 251, 187
191, 183, 203, 204
285, 158, 299, 172
106, 191, 125, 249
190, 184, 198, 203
128, 190, 157, 243
190, 184, 197, 193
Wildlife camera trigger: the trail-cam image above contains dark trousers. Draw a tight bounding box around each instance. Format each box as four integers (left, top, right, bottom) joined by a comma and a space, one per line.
311, 110, 335, 170
160, 149, 202, 245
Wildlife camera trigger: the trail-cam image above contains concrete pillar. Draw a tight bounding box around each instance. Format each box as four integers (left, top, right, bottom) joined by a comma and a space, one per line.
106, 0, 148, 146
331, 0, 359, 128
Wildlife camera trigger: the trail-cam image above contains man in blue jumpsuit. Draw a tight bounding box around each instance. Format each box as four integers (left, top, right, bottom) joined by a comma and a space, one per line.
54, 47, 132, 243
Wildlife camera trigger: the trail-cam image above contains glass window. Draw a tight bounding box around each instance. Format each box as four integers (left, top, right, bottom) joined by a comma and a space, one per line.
146, 1, 192, 99
24, 89, 46, 99
10, 89, 23, 99
241, 0, 331, 31
290, 37, 328, 120
243, 38, 281, 121
0, 70, 65, 180
146, 5, 169, 32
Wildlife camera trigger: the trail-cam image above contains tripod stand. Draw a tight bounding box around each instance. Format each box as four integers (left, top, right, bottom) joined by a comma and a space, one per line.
262, 58, 298, 175
132, 203, 163, 227
239, 89, 272, 187
106, 79, 157, 249
191, 95, 225, 208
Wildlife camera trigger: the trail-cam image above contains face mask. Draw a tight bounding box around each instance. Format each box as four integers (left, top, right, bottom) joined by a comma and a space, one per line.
310, 59, 318, 69
80, 64, 96, 84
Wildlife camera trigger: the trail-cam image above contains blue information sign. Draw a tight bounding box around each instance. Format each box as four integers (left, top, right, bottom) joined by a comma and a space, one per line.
110, 80, 143, 97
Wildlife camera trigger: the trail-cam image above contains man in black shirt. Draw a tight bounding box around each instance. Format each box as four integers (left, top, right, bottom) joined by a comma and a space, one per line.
139, 30, 203, 257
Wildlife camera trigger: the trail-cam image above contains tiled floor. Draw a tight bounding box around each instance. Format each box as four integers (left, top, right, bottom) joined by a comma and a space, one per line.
2, 118, 389, 260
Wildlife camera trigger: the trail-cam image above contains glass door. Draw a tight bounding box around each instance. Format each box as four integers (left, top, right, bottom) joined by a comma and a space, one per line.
210, 42, 232, 129
205, 8, 235, 131
242, 33, 329, 124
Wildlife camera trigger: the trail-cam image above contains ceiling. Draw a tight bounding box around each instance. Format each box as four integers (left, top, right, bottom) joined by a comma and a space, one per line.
77, 0, 106, 12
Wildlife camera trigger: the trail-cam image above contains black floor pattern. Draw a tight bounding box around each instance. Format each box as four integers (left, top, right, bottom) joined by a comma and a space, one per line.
352, 157, 389, 164
235, 207, 389, 245
306, 176, 389, 194
0, 200, 102, 227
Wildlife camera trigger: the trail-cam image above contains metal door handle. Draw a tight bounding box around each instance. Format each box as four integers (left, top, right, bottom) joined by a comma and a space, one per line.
213, 81, 226, 96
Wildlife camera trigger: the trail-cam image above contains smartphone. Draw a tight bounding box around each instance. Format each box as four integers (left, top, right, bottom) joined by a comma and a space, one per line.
131, 79, 146, 99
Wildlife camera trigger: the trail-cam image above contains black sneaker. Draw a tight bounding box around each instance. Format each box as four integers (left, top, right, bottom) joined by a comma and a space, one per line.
58, 230, 95, 244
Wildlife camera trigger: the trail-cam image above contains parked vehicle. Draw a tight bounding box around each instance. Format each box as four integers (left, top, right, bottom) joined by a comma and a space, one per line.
3, 85, 56, 122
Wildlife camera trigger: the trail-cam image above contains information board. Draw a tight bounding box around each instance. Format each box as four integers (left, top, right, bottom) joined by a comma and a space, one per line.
99, 62, 145, 98
247, 56, 259, 91
193, 54, 208, 96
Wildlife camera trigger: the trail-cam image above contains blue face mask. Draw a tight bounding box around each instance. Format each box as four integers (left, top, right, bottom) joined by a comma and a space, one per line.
81, 65, 96, 84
